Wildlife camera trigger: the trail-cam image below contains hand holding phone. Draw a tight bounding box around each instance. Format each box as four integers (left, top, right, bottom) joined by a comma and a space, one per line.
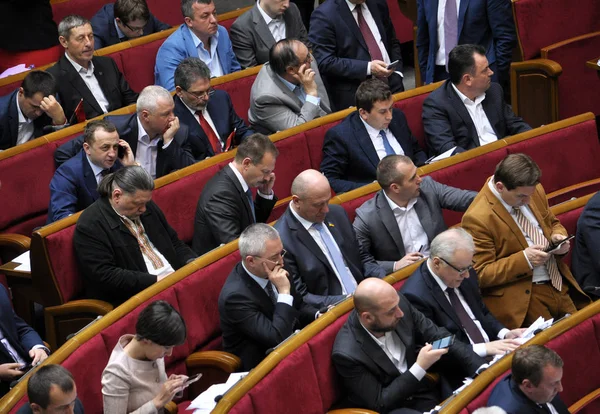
544, 235, 574, 253
431, 335, 455, 349
387, 60, 399, 70
182, 373, 202, 389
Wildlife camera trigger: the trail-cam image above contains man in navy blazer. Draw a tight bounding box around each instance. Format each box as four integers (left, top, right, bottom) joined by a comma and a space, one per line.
320, 79, 427, 194
0, 285, 49, 397
422, 44, 531, 156
309, 0, 404, 112
401, 229, 524, 360
416, 0, 516, 88
487, 345, 569, 414
90, 0, 170, 49
173, 58, 253, 161
274, 170, 385, 308
47, 119, 137, 224
572, 191, 600, 293
0, 71, 67, 151
154, 0, 241, 91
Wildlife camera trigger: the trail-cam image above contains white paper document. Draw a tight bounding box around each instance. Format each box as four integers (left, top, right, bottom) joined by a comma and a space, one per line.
188, 372, 248, 412
12, 250, 31, 272
425, 146, 457, 164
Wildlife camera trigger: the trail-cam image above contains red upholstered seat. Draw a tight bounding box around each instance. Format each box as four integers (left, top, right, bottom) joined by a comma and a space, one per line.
0, 79, 21, 97
213, 73, 258, 123
270, 133, 313, 196
393, 91, 432, 152
554, 205, 585, 267
44, 225, 80, 302
386, 0, 413, 44
52, 0, 112, 23
339, 193, 376, 223
145, 0, 182, 27
305, 121, 342, 170
463, 374, 506, 413
118, 37, 167, 93
0, 45, 63, 74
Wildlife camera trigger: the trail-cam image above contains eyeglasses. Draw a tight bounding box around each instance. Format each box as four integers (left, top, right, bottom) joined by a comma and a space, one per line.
122, 21, 146, 33
253, 249, 287, 265
438, 257, 474, 275
184, 87, 215, 100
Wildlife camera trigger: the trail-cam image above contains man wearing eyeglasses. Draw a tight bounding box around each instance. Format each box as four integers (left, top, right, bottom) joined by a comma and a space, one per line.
219, 223, 318, 371
173, 58, 254, 160
401, 228, 525, 363
91, 0, 170, 49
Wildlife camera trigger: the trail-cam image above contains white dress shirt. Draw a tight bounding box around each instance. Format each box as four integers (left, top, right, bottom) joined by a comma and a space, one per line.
187, 26, 224, 77
86, 154, 107, 184
360, 118, 404, 160
435, 0, 460, 66
181, 98, 221, 152
257, 1, 286, 41
242, 261, 294, 306
382, 191, 429, 256
487, 177, 550, 283
451, 83, 497, 147
65, 52, 110, 113
289, 205, 357, 294
135, 117, 173, 179
15, 95, 35, 145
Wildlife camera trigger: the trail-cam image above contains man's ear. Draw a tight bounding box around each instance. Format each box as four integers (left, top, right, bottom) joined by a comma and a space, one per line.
30, 403, 43, 414
58, 35, 69, 49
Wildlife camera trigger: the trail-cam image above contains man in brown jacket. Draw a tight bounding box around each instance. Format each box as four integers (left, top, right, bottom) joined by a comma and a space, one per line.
462, 153, 589, 329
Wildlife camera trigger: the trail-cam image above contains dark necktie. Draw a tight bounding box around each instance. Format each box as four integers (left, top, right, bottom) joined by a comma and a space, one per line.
446, 287, 486, 344
265, 281, 277, 305
245, 188, 256, 222
355, 5, 384, 61
444, 0, 458, 68
101, 168, 110, 177
195, 110, 222, 154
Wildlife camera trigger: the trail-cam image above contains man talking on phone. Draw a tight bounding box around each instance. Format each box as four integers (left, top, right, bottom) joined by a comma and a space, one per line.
48, 119, 136, 223
332, 277, 485, 413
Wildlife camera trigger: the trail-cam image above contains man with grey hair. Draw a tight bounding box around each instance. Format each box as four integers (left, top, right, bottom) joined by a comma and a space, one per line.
274, 169, 385, 308
74, 166, 197, 305
154, 0, 240, 91
218, 223, 318, 370
401, 228, 525, 360
173, 57, 254, 160
47, 14, 138, 122
55, 85, 196, 179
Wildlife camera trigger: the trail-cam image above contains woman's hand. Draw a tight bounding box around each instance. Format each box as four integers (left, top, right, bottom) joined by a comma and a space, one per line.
152, 375, 186, 409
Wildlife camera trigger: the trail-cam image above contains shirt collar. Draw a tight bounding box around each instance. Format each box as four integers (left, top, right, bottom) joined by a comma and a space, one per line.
427, 259, 450, 292
187, 25, 219, 51
451, 82, 486, 105
137, 116, 160, 144
276, 73, 297, 93
181, 96, 203, 116
242, 261, 269, 289
487, 175, 515, 214
114, 19, 126, 39
359, 116, 387, 141
345, 0, 360, 13
228, 162, 250, 192
65, 52, 93, 75
290, 203, 316, 230
15, 93, 29, 124
86, 154, 106, 177
359, 317, 391, 345
382, 189, 418, 212
257, 0, 276, 25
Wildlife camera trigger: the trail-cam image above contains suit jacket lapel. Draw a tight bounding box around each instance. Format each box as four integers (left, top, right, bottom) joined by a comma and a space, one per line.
482, 181, 529, 249
457, 0, 471, 38
481, 97, 502, 136
337, 0, 369, 54
351, 313, 400, 376
224, 167, 254, 221
266, 64, 301, 107
414, 197, 436, 241
61, 56, 104, 116
252, 6, 276, 51
8, 92, 19, 147
286, 208, 334, 271
351, 114, 380, 169
394, 317, 416, 367
446, 82, 478, 147
81, 151, 99, 198
366, 0, 387, 48
375, 192, 406, 256
422, 264, 463, 329
206, 98, 226, 143
93, 58, 113, 111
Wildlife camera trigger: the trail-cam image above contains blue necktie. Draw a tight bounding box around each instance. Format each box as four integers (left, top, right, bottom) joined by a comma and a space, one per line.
312, 222, 356, 294
245, 188, 256, 222
380, 130, 396, 156
293, 85, 306, 104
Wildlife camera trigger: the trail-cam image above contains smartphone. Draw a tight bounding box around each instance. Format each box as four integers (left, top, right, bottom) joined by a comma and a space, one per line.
387, 60, 400, 70
182, 373, 202, 388
118, 143, 126, 159
544, 235, 575, 253
431, 335, 455, 350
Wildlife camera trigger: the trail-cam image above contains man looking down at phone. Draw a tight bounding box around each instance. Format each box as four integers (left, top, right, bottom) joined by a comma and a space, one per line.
219, 224, 319, 371
332, 277, 485, 413
47, 119, 136, 223
401, 229, 525, 361
248, 39, 331, 134
462, 153, 589, 329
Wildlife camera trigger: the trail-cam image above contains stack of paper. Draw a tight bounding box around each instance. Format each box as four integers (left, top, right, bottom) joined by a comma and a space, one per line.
187, 372, 248, 413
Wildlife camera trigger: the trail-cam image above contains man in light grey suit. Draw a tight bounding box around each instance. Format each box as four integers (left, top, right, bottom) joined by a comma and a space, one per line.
353, 155, 476, 274
230, 0, 310, 69
248, 39, 331, 134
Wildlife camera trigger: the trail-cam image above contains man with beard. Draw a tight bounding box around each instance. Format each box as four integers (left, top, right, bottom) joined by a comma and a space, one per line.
173, 58, 254, 161
332, 277, 486, 413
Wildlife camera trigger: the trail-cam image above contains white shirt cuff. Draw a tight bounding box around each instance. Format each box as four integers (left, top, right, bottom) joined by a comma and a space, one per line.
473, 343, 487, 357
523, 251, 533, 269
367, 62, 372, 76
394, 70, 404, 77
497, 328, 510, 339
305, 95, 321, 106
409, 363, 426, 381
161, 138, 173, 149
277, 293, 293, 306
31, 344, 49, 354
257, 190, 274, 200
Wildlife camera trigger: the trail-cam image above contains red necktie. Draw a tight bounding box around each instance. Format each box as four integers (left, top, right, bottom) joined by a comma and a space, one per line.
195, 110, 221, 154
355, 5, 384, 62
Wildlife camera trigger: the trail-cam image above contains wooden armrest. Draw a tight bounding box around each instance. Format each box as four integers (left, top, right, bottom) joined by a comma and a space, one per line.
44, 299, 113, 316
569, 387, 600, 413
186, 350, 241, 373
0, 234, 31, 252
164, 401, 177, 414
511, 59, 563, 77
547, 178, 600, 202
328, 409, 379, 414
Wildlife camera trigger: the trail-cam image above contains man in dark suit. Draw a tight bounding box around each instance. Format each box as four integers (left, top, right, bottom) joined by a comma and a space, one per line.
46, 15, 138, 122
219, 223, 318, 371
332, 277, 486, 413
74, 166, 197, 305
173, 58, 254, 161
354, 155, 475, 274
192, 133, 278, 254
0, 285, 49, 397
47, 119, 136, 223
320, 79, 427, 194
0, 71, 67, 151
422, 44, 531, 156
487, 345, 569, 414
416, 0, 516, 88
91, 0, 170, 49
274, 169, 385, 308
230, 0, 309, 69
309, 0, 404, 112
55, 85, 196, 179
401, 228, 525, 360
573, 191, 600, 293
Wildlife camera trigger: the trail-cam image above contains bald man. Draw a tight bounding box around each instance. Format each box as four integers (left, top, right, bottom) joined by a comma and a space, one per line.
273, 169, 385, 308
332, 278, 486, 413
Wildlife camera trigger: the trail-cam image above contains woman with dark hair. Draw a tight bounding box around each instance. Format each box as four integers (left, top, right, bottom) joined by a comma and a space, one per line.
102, 300, 188, 413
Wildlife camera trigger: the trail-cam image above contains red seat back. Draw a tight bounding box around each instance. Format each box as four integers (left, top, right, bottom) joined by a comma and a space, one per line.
305, 121, 343, 170
0, 46, 63, 74
43, 225, 80, 303
393, 90, 432, 152
118, 37, 168, 92
386, 0, 413, 44
213, 73, 258, 124
145, 0, 182, 26
52, 0, 113, 23
339, 193, 376, 223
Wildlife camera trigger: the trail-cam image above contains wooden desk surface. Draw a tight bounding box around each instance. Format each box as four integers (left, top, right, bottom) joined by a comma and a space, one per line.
586, 57, 600, 72
0, 261, 31, 279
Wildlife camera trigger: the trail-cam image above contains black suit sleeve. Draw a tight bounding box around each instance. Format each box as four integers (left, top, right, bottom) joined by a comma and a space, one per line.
320, 128, 363, 194
254, 193, 278, 223
422, 96, 466, 155
200, 188, 249, 246
394, 109, 427, 166
502, 100, 531, 136
157, 129, 196, 177
379, 0, 403, 72
226, 92, 254, 143
110, 58, 138, 105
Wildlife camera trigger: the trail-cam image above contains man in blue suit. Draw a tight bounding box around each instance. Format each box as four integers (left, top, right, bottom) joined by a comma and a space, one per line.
320, 79, 427, 194
274, 169, 385, 308
47, 119, 136, 224
0, 285, 49, 397
487, 345, 569, 414
154, 0, 241, 91
572, 191, 600, 294
173, 58, 253, 161
309, 0, 404, 112
416, 0, 516, 88
90, 0, 170, 49
0, 71, 67, 151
